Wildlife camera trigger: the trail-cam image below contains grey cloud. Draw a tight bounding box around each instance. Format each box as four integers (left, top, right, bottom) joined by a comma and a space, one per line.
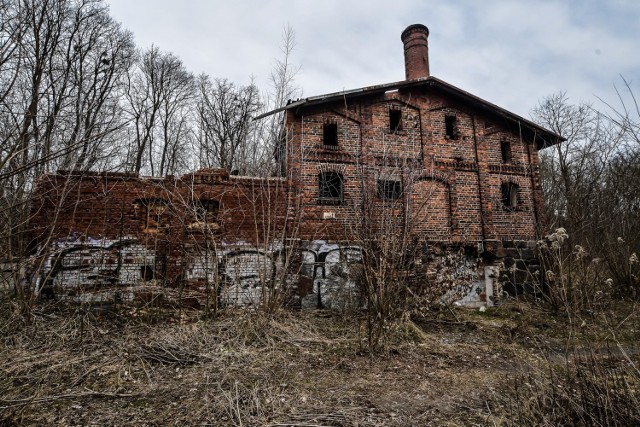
107, 0, 640, 117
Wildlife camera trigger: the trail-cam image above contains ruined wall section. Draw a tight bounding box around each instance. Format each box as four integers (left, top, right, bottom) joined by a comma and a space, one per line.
29, 170, 291, 303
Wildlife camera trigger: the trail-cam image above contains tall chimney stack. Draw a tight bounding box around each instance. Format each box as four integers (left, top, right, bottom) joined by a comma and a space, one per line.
401, 24, 430, 80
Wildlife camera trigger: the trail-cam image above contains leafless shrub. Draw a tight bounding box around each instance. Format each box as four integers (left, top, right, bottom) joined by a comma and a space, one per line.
344, 164, 478, 352
536, 228, 639, 319
495, 338, 640, 427
536, 228, 608, 316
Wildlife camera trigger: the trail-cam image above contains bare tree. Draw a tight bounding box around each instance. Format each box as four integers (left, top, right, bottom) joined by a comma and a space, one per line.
123, 46, 195, 175
196, 76, 261, 174
252, 25, 301, 176
534, 87, 640, 298
0, 0, 134, 261
60, 1, 135, 171
532, 92, 623, 243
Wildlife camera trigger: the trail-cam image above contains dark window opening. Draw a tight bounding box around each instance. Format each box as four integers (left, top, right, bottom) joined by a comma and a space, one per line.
196, 199, 220, 222
141, 265, 154, 281
389, 109, 402, 133
377, 180, 402, 200
445, 115, 457, 139
501, 183, 519, 210
323, 123, 338, 147
319, 172, 343, 203
500, 139, 512, 163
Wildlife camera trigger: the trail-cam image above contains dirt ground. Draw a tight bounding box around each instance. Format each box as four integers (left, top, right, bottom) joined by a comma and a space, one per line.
1, 297, 638, 426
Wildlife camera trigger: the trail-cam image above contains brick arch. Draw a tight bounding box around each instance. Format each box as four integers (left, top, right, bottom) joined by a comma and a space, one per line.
415, 170, 450, 186
498, 175, 527, 186
496, 176, 529, 210
315, 163, 346, 175
409, 178, 451, 240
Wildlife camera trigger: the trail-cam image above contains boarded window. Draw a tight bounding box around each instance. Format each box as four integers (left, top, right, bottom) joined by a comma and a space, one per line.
319, 172, 343, 203
501, 139, 512, 163
377, 180, 402, 200
323, 123, 338, 147
501, 183, 519, 210
389, 109, 402, 133
445, 115, 457, 139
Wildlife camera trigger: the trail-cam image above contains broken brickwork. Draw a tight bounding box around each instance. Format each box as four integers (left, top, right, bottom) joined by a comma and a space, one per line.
29, 169, 297, 305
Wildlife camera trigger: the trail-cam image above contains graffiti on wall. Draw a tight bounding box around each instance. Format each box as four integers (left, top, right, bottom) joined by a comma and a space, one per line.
35, 236, 156, 301
35, 236, 488, 308
300, 241, 363, 310
184, 243, 287, 307
184, 241, 364, 309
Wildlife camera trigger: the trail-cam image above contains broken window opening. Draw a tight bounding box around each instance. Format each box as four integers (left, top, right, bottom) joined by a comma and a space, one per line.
501, 183, 519, 210
140, 265, 154, 281
196, 199, 220, 223
389, 109, 402, 133
377, 180, 402, 200
323, 123, 338, 147
319, 172, 343, 204
501, 139, 512, 163
445, 115, 457, 139
142, 199, 168, 229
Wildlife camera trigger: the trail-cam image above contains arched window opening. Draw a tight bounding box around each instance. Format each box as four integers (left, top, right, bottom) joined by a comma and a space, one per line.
319, 172, 344, 204
501, 182, 519, 210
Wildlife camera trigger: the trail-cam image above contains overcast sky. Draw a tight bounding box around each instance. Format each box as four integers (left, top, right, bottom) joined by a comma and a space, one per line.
106, 0, 640, 119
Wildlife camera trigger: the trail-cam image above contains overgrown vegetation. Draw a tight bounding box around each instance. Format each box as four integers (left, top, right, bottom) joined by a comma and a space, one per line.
491, 228, 640, 427
1, 288, 638, 426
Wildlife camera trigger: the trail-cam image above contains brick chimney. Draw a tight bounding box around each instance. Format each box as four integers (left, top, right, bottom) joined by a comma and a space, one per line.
401, 24, 430, 80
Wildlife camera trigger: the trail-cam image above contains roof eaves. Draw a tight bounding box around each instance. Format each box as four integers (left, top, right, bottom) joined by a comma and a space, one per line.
253, 79, 423, 120
254, 76, 564, 147
427, 77, 565, 144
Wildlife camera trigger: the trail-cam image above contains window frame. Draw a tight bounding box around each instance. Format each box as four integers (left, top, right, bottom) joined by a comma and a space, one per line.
377, 179, 403, 201
195, 199, 220, 223
500, 139, 512, 164
323, 123, 338, 147
445, 115, 458, 139
318, 171, 344, 204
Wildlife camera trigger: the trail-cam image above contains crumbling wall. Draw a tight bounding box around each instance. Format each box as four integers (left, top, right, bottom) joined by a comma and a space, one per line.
28, 169, 292, 305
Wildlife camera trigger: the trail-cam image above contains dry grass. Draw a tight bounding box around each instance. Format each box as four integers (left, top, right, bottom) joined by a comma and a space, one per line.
0, 294, 638, 426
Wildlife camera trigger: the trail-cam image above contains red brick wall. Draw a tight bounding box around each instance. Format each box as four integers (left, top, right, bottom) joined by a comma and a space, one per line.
30, 170, 290, 287
285, 86, 546, 246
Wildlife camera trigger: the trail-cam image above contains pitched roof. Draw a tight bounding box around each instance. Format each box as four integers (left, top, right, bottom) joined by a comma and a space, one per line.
255, 76, 564, 149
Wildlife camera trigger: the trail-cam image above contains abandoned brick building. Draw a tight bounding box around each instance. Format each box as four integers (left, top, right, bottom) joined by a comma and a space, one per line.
29, 24, 563, 308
